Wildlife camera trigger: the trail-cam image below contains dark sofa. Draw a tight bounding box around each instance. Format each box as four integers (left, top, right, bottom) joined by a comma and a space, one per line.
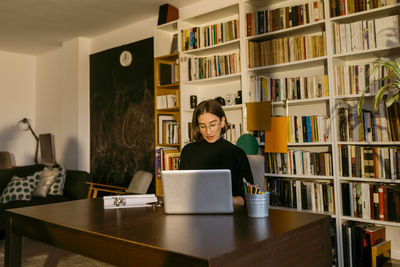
0, 164, 92, 235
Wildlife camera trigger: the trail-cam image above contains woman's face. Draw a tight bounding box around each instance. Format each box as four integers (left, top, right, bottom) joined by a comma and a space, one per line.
197, 112, 225, 143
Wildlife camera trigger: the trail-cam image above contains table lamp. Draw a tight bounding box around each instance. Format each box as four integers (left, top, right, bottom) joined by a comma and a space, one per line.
17, 118, 39, 164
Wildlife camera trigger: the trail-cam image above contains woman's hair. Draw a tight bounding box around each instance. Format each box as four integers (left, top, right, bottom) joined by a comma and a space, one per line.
191, 99, 228, 142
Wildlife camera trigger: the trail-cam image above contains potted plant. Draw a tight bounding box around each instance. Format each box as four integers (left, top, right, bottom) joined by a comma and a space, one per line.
357, 59, 400, 115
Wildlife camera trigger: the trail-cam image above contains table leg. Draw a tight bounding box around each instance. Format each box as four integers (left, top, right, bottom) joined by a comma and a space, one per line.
5, 215, 22, 267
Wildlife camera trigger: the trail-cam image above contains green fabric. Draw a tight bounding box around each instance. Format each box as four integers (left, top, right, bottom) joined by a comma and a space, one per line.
0, 172, 40, 203
47, 166, 66, 196
0, 165, 92, 233
236, 134, 259, 155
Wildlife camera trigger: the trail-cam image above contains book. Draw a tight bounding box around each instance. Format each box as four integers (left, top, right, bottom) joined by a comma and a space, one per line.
371, 240, 391, 267
157, 114, 175, 144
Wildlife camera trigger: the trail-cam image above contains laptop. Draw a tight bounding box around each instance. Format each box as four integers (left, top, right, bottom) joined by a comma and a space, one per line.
161, 169, 234, 214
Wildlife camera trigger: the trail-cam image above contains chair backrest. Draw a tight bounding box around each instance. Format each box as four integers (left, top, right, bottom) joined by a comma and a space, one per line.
247, 155, 265, 191
0, 152, 12, 169
127, 170, 153, 194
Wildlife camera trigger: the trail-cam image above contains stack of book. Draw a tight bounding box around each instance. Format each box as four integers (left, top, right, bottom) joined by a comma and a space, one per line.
248, 74, 328, 102
341, 222, 390, 267
287, 115, 331, 143
248, 32, 326, 68
342, 182, 400, 221
180, 51, 240, 81
181, 19, 239, 51
265, 150, 333, 176
246, 1, 324, 36
267, 178, 335, 213
334, 63, 390, 96
337, 102, 400, 142
330, 0, 397, 17
332, 15, 400, 54
339, 145, 400, 179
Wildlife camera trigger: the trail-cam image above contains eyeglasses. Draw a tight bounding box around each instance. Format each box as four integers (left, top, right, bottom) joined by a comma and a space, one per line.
198, 121, 220, 132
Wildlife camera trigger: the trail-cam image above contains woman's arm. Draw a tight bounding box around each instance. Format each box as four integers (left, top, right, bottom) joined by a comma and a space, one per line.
232, 196, 244, 206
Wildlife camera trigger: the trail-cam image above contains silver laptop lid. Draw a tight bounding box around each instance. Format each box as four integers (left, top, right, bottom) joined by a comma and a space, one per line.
161, 169, 234, 214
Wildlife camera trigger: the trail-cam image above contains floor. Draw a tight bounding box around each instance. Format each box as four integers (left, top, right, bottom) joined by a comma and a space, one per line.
0, 237, 114, 267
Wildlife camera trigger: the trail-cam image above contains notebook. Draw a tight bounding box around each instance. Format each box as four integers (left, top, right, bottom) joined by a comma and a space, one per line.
161, 169, 234, 214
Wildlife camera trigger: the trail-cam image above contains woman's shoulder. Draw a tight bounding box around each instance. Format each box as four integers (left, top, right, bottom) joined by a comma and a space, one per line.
221, 138, 246, 154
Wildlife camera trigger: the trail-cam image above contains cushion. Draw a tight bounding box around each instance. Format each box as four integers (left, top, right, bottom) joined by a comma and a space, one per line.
48, 166, 66, 195
0, 172, 41, 203
32, 168, 56, 197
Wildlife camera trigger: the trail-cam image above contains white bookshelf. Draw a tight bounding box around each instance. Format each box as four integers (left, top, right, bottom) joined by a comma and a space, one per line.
154, 0, 400, 266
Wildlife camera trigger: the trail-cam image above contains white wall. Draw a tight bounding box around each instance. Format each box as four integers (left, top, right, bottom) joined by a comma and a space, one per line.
36, 38, 90, 171
0, 51, 36, 166
1, 0, 223, 169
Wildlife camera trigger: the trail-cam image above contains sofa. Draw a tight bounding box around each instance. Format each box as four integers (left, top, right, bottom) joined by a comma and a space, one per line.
0, 164, 92, 236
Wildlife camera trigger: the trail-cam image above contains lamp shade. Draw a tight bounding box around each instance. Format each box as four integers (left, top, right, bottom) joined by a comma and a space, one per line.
17, 118, 30, 131
236, 134, 259, 155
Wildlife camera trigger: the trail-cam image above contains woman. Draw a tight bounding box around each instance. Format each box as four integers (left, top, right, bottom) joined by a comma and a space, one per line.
179, 99, 254, 205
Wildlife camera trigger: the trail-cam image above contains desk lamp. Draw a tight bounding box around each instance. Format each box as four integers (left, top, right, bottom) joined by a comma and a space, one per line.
17, 118, 39, 165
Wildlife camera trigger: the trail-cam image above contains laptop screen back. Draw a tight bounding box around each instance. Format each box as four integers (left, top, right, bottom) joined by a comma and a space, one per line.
161, 169, 234, 214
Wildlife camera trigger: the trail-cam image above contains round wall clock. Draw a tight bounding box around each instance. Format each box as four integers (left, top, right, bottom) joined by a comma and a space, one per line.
120, 50, 132, 67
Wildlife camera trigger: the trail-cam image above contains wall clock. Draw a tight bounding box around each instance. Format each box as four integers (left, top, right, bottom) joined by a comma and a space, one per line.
120, 50, 132, 67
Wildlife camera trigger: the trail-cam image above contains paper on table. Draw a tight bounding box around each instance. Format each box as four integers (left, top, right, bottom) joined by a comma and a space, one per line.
103, 194, 158, 209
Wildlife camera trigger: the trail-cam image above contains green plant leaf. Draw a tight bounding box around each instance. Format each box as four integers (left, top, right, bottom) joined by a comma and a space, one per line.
373, 83, 394, 111
386, 93, 399, 107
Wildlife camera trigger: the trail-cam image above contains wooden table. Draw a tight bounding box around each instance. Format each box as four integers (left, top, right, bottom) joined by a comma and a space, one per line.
5, 199, 331, 267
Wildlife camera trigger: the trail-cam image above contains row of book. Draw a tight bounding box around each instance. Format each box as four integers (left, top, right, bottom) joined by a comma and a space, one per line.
245, 1, 324, 36
287, 115, 331, 143
156, 94, 177, 109
330, 0, 397, 17
339, 145, 400, 179
181, 19, 239, 51
155, 148, 180, 179
248, 32, 326, 68
332, 15, 400, 55
342, 222, 390, 267
158, 62, 179, 86
180, 52, 240, 82
265, 150, 333, 176
342, 182, 400, 222
337, 102, 400, 142
248, 74, 329, 102
157, 114, 180, 145
267, 178, 335, 213
334, 63, 390, 96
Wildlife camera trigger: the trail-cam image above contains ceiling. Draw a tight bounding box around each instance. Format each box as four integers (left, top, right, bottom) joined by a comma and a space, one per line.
0, 0, 199, 55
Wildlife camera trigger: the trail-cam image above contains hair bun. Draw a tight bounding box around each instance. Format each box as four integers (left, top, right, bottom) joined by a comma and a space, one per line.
214, 96, 225, 106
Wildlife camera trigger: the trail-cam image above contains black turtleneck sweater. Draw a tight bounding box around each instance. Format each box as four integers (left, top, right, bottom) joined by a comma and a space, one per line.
179, 138, 254, 197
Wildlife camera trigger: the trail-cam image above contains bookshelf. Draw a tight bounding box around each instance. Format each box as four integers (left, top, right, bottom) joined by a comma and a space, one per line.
179, 3, 244, 145
154, 53, 181, 196
153, 0, 400, 265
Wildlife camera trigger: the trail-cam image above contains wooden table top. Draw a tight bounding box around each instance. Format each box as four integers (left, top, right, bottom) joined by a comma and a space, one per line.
7, 198, 330, 261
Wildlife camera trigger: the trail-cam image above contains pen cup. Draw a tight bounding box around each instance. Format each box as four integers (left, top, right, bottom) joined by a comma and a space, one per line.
245, 192, 269, 218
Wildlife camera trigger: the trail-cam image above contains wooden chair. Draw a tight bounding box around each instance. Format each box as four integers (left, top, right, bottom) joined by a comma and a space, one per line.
87, 170, 153, 198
